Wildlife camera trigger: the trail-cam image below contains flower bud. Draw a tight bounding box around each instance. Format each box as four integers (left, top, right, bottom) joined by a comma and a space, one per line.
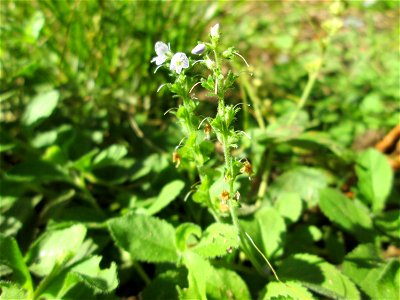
222, 47, 235, 59
172, 151, 181, 168
210, 23, 220, 39
191, 43, 206, 55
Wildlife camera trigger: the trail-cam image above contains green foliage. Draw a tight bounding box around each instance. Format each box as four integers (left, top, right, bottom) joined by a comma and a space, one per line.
108, 213, 178, 263
355, 148, 393, 212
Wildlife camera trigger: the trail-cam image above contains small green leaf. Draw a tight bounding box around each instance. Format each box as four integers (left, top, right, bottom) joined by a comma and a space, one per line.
108, 213, 178, 263
355, 148, 393, 212
192, 223, 239, 258
22, 90, 60, 127
319, 188, 376, 242
257, 207, 286, 259
0, 235, 32, 292
274, 192, 303, 224
5, 160, 67, 183
262, 281, 315, 300
279, 253, 360, 300
25, 224, 87, 277
146, 180, 185, 215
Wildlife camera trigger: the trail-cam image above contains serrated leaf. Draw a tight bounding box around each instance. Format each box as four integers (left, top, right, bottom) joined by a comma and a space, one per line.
342, 244, 400, 299
0, 281, 28, 300
192, 223, 239, 258
63, 256, 118, 294
355, 148, 393, 212
319, 188, 376, 242
108, 214, 178, 263
257, 207, 286, 259
22, 90, 60, 127
274, 192, 303, 224
146, 180, 185, 215
25, 224, 87, 277
279, 253, 360, 300
262, 281, 315, 300
0, 235, 32, 292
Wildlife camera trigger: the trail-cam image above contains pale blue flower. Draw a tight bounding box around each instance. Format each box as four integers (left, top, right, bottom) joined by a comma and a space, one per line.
191, 43, 206, 55
170, 52, 189, 74
151, 41, 169, 65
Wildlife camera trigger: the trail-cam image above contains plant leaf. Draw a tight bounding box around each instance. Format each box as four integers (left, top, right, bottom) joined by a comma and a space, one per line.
262, 281, 315, 300
355, 148, 393, 212
342, 243, 400, 299
22, 90, 60, 127
0, 234, 32, 292
279, 253, 360, 300
274, 192, 303, 224
192, 223, 239, 258
108, 213, 178, 263
319, 188, 376, 243
25, 224, 87, 277
146, 180, 185, 215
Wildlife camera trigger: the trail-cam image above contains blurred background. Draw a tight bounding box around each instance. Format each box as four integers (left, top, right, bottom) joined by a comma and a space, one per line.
1, 0, 399, 297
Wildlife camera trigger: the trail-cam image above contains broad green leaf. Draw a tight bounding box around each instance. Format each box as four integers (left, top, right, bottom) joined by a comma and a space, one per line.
192, 223, 239, 258
257, 207, 286, 259
55, 256, 118, 297
25, 224, 87, 277
374, 210, 400, 239
175, 223, 202, 252
319, 188, 376, 242
274, 192, 303, 224
108, 213, 178, 263
206, 267, 251, 300
22, 90, 60, 127
179, 252, 211, 300
279, 253, 360, 300
0, 235, 32, 292
142, 269, 188, 300
269, 167, 328, 207
262, 281, 315, 300
146, 180, 185, 215
343, 244, 400, 299
355, 148, 393, 212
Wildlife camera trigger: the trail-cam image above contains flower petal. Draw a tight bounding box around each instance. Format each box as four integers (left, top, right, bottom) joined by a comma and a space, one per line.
155, 41, 169, 56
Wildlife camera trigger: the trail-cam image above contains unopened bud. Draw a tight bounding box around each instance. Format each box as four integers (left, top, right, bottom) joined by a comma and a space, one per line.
210, 23, 220, 39
191, 43, 206, 55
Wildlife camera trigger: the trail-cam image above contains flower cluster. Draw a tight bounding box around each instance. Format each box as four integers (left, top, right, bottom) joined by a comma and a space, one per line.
151, 23, 251, 219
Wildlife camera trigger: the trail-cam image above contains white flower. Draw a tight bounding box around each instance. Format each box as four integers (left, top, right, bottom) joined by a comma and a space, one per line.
170, 52, 189, 74
191, 43, 206, 55
210, 23, 220, 38
151, 41, 169, 65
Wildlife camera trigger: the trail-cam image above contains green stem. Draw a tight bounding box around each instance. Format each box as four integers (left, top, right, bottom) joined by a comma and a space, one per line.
132, 261, 151, 285
287, 70, 319, 126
